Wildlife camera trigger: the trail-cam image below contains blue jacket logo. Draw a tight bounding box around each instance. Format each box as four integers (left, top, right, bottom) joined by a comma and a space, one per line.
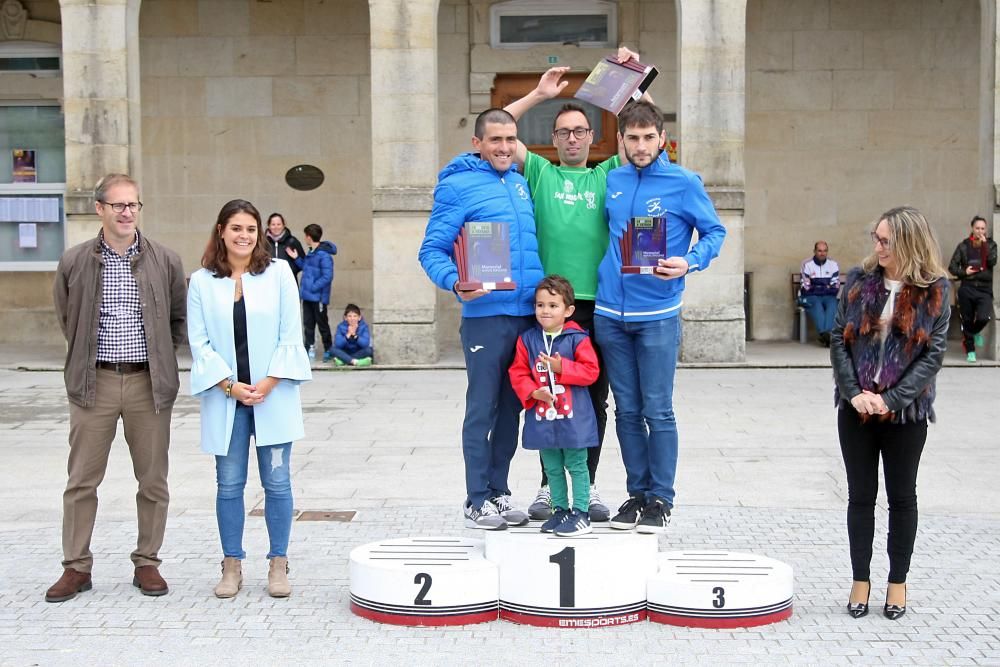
646, 197, 664, 215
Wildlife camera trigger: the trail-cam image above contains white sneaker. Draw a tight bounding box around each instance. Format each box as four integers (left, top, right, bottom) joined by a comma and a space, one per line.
463, 500, 507, 530
489, 494, 529, 526
528, 486, 553, 520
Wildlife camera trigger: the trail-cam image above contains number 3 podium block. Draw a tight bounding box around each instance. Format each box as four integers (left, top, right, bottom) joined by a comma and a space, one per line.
349, 537, 499, 626
647, 551, 794, 628
485, 528, 658, 627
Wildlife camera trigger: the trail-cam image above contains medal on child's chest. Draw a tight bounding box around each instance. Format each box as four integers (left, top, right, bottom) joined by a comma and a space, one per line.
543, 333, 558, 421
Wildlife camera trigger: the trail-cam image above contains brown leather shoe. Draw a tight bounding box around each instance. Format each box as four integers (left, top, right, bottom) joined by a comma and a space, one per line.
132, 565, 169, 596
45, 568, 92, 603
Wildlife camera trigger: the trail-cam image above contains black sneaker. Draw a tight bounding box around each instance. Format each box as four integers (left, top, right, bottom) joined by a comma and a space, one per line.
635, 498, 671, 534
554, 509, 592, 537
609, 495, 644, 530
539, 508, 569, 533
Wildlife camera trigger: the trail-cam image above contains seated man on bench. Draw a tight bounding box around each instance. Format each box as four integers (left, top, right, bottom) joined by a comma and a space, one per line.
800, 241, 840, 347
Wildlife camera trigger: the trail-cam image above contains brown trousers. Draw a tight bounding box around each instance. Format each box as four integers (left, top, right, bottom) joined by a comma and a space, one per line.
62, 369, 171, 572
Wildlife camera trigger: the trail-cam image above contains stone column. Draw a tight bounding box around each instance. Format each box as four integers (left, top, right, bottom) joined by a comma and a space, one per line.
675, 0, 747, 362
984, 0, 998, 360
59, 0, 142, 246
369, 0, 440, 364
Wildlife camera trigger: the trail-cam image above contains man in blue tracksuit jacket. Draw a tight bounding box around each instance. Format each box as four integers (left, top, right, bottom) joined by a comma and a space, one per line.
596, 100, 727, 534
418, 108, 544, 530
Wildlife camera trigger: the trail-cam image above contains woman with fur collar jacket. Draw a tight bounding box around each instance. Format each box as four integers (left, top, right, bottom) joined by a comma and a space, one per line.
830, 206, 950, 622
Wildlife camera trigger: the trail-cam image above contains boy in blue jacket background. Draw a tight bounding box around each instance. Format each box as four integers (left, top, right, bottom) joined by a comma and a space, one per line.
418, 108, 544, 531
332, 303, 373, 367
595, 100, 726, 534
509, 275, 600, 537
287, 223, 337, 362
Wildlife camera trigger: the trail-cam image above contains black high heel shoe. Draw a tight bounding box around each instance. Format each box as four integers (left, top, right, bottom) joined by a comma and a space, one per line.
847, 580, 870, 618
883, 583, 906, 620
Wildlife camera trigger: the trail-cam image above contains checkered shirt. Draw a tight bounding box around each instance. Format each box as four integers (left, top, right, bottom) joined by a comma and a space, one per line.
96, 231, 148, 363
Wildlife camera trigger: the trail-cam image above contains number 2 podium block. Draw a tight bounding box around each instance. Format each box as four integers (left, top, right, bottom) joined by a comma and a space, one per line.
485, 528, 658, 628
349, 537, 499, 626
647, 551, 794, 628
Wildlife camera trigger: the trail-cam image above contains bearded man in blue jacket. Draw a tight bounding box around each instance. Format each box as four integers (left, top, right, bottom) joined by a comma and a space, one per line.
418, 108, 545, 530
596, 101, 727, 534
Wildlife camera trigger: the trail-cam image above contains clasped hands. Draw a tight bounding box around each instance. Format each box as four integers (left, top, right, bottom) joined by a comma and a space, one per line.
850, 390, 889, 416
221, 377, 279, 406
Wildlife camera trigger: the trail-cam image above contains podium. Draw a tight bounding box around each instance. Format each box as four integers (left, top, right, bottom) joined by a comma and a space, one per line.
349, 535, 794, 629
349, 537, 499, 626
485, 527, 657, 627
647, 551, 794, 628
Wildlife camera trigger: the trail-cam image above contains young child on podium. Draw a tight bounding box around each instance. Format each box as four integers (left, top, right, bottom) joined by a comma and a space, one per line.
509, 275, 600, 537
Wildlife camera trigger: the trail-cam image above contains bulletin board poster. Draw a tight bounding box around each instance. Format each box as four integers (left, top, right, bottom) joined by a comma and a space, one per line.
13, 149, 36, 183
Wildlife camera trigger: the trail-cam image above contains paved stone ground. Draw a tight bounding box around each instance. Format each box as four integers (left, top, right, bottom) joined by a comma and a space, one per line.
1, 364, 998, 666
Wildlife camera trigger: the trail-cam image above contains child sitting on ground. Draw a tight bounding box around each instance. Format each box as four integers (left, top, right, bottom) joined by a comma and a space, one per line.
508, 275, 600, 537
332, 303, 373, 367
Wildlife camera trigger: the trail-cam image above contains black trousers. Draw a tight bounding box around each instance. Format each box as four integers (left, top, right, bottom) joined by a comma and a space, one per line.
838, 408, 926, 584
538, 300, 609, 487
957, 283, 993, 352
302, 300, 332, 352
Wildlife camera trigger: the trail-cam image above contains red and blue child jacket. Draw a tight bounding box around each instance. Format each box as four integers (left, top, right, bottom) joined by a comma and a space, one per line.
508, 321, 600, 451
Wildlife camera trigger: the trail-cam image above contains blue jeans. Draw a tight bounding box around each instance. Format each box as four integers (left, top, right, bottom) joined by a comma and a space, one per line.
459, 315, 534, 507
215, 407, 293, 559
804, 294, 837, 334
595, 315, 680, 506
332, 345, 373, 364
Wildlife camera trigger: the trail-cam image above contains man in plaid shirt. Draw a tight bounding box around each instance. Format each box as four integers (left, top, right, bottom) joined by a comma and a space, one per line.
47, 174, 186, 602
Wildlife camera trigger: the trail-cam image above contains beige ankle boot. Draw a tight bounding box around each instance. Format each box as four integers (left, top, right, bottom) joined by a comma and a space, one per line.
268, 556, 290, 597
214, 557, 242, 598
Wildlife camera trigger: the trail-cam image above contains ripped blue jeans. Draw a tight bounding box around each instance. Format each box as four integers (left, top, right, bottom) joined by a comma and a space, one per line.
215, 407, 293, 559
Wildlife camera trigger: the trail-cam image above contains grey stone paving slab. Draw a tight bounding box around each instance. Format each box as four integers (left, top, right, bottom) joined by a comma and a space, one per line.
0, 366, 998, 665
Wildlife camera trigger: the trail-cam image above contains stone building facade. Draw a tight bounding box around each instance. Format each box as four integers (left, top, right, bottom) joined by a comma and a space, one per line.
0, 0, 996, 362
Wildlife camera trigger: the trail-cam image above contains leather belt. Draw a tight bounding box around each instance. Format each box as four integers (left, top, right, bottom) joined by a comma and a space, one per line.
96, 361, 150, 374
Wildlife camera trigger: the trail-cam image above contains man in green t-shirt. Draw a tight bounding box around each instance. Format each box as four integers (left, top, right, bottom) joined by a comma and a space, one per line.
505, 55, 639, 523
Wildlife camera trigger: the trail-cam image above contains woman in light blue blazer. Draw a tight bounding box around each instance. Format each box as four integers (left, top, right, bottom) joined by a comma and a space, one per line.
187, 199, 312, 599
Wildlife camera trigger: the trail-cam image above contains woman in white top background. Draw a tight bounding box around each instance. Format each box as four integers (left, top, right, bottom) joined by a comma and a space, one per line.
829, 206, 950, 621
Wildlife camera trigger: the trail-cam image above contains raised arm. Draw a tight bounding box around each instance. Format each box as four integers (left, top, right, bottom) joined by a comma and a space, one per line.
504, 66, 571, 166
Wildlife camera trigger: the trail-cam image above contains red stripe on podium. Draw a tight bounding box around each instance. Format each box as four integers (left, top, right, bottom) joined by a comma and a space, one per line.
350, 602, 497, 626
648, 607, 792, 628
501, 609, 647, 628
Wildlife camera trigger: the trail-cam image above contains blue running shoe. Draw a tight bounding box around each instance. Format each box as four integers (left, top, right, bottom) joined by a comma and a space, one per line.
540, 508, 569, 533
554, 509, 592, 537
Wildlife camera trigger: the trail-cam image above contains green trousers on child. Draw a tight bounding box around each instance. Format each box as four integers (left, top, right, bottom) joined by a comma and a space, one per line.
540, 448, 590, 512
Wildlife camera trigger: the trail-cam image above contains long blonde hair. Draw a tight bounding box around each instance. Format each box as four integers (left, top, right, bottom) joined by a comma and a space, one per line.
862, 206, 948, 288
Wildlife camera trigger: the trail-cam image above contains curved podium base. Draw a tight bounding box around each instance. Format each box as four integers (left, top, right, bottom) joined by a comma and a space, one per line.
501, 603, 647, 628
647, 550, 794, 628
349, 537, 499, 626
349, 597, 499, 627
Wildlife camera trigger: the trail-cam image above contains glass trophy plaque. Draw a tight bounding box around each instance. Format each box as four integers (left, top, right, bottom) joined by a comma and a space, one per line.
620, 216, 667, 274
453, 222, 516, 291
575, 57, 659, 115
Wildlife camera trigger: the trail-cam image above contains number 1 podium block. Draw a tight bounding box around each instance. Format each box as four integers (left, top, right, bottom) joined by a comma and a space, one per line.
485, 527, 658, 627
349, 537, 499, 626
647, 551, 794, 628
